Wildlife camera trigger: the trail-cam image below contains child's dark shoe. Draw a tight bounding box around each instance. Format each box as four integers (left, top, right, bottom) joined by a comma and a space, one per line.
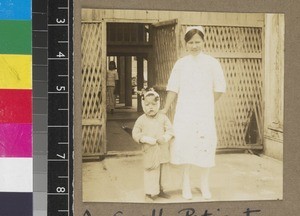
158, 191, 170, 199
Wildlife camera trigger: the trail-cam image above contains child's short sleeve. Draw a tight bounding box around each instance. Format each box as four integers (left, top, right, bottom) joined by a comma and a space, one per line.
212, 59, 226, 93
132, 116, 144, 143
166, 60, 181, 93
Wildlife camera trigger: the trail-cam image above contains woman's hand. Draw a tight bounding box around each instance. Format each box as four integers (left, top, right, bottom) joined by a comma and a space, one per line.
161, 91, 177, 114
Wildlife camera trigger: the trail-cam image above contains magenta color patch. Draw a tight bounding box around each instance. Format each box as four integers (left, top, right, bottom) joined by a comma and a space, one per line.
0, 123, 32, 157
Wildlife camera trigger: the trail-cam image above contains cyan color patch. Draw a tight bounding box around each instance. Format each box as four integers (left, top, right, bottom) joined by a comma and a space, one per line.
0, 0, 31, 20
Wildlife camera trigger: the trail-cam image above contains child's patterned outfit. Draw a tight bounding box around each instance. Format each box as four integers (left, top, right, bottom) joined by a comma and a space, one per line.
132, 113, 173, 195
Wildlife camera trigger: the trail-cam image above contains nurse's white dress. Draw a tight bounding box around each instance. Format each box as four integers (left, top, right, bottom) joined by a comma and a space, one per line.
167, 52, 226, 167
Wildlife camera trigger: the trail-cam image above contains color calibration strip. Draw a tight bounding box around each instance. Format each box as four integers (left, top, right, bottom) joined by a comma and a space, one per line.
0, 0, 33, 215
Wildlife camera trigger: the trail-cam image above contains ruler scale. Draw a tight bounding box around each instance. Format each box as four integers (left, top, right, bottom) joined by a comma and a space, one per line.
48, 0, 73, 215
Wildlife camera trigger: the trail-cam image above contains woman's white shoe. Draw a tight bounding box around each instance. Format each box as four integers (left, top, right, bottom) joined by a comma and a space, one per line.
201, 188, 212, 200
182, 189, 193, 200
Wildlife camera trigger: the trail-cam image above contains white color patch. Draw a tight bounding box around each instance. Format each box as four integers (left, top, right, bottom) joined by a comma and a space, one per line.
0, 158, 33, 192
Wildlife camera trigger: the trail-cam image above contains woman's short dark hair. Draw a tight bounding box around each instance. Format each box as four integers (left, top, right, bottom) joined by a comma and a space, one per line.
184, 29, 205, 42
109, 61, 117, 70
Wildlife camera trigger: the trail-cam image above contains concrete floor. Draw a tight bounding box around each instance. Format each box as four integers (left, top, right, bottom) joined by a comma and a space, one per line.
92, 99, 282, 203
106, 120, 139, 152
106, 98, 141, 152
82, 153, 282, 203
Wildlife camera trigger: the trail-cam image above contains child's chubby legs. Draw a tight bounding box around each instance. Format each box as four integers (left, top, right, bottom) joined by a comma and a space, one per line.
144, 167, 160, 202
144, 163, 171, 201
158, 163, 171, 199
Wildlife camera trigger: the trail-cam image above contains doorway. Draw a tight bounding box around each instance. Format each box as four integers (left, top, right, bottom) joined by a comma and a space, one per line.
106, 22, 152, 153
106, 56, 148, 153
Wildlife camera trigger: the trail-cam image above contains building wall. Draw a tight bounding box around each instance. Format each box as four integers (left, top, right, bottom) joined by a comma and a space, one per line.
263, 14, 284, 160
81, 9, 264, 27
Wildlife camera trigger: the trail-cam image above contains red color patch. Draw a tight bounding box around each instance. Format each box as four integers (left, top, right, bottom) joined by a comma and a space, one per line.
0, 89, 32, 123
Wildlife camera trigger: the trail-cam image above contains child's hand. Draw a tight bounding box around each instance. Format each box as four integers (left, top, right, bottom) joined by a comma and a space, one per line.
157, 137, 167, 145
140, 136, 157, 145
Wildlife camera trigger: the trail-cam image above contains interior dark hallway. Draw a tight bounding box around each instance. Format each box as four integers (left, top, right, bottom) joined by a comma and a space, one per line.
105, 22, 151, 154
106, 96, 142, 153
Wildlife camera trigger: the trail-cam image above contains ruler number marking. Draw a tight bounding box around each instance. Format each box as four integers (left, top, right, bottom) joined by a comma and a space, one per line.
57, 153, 66, 159
56, 51, 66, 58
56, 18, 66, 24
56, 187, 66, 193
56, 85, 66, 92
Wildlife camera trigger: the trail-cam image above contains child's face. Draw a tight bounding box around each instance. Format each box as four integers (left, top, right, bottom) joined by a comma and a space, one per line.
142, 95, 160, 116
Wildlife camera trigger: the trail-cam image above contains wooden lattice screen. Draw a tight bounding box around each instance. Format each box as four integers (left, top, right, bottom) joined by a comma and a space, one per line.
179, 25, 264, 149
152, 23, 264, 149
81, 22, 106, 157
150, 20, 179, 120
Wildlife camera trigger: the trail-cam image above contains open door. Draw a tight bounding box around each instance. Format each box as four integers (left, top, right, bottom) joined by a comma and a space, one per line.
81, 21, 107, 157
148, 19, 180, 120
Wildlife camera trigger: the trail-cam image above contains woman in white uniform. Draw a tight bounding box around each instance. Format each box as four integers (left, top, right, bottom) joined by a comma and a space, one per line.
161, 26, 226, 200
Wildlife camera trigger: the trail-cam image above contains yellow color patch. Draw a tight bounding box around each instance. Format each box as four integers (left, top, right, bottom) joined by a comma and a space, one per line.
0, 54, 32, 89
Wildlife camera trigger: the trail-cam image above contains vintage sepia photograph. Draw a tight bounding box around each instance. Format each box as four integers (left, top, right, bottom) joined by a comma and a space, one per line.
80, 9, 284, 203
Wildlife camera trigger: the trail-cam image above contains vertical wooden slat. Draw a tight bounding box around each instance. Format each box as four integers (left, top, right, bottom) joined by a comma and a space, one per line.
118, 57, 126, 103
125, 56, 132, 106
101, 21, 107, 154
137, 56, 144, 112
147, 25, 155, 87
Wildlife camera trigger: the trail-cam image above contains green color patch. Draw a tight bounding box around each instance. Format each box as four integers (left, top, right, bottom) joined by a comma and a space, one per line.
0, 21, 32, 55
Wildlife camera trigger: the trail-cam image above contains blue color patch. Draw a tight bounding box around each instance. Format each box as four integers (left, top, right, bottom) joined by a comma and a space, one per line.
0, 0, 31, 20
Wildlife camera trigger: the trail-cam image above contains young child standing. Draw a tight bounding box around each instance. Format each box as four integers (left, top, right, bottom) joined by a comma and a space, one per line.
132, 89, 174, 202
